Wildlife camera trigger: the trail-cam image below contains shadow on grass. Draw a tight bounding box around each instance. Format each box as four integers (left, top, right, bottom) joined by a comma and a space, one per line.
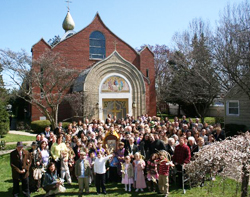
0, 180, 192, 197
4, 179, 13, 183
0, 188, 13, 197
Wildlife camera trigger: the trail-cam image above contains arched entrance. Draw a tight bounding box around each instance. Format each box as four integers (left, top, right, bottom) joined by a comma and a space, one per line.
99, 74, 132, 119
73, 51, 146, 120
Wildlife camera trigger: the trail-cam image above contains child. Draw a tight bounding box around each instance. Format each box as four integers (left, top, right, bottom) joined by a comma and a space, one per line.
86, 151, 96, 185
94, 151, 113, 195
121, 156, 134, 192
156, 150, 174, 197
146, 153, 159, 192
60, 151, 72, 184
133, 152, 146, 192
75, 151, 91, 195
65, 142, 75, 180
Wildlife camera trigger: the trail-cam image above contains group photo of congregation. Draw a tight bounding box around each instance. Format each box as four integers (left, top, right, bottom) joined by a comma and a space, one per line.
10, 114, 225, 197
1, 0, 249, 197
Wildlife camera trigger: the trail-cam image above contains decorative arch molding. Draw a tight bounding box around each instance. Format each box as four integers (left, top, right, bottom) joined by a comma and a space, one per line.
82, 51, 146, 120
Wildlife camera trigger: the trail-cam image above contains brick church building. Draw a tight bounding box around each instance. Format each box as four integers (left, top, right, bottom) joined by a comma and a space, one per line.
31, 11, 156, 122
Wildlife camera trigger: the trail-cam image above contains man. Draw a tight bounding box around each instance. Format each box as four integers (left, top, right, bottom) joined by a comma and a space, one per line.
213, 127, 226, 141
94, 152, 113, 195
77, 123, 88, 138
124, 137, 138, 158
10, 141, 31, 197
149, 133, 166, 156
43, 126, 51, 140
180, 115, 188, 125
172, 137, 191, 187
75, 151, 91, 196
166, 138, 175, 156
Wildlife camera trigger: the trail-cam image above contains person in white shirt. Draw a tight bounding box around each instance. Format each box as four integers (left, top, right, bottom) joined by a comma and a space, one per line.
94, 151, 112, 195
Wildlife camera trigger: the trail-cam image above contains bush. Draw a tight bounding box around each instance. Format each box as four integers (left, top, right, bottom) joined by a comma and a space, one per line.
16, 120, 31, 131
31, 120, 50, 134
62, 122, 71, 129
225, 123, 247, 137
0, 100, 9, 136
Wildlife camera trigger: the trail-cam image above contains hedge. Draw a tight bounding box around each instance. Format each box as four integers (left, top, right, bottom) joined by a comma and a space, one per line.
224, 124, 247, 137
62, 122, 71, 129
31, 120, 71, 134
31, 120, 50, 134
0, 100, 9, 136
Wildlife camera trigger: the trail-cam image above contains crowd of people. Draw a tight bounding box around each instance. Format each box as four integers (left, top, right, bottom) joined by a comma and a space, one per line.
10, 114, 226, 197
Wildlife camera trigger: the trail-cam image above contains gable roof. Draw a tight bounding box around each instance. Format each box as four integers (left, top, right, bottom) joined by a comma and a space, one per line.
31, 38, 51, 52
52, 12, 139, 55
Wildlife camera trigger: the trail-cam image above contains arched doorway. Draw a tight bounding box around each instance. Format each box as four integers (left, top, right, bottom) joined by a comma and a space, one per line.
99, 74, 132, 120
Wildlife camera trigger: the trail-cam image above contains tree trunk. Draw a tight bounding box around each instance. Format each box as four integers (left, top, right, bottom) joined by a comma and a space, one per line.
51, 105, 59, 130
178, 104, 181, 116
241, 163, 249, 197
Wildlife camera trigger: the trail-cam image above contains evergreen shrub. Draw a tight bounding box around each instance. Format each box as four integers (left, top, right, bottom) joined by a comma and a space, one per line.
0, 100, 9, 136
31, 120, 50, 134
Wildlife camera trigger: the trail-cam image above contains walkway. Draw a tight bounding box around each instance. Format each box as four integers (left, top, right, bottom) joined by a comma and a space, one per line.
9, 130, 36, 137
0, 130, 36, 156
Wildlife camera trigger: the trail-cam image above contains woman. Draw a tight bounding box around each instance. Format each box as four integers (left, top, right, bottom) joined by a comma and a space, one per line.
29, 142, 42, 192
87, 141, 97, 156
50, 136, 68, 177
43, 162, 65, 196
71, 136, 78, 149
139, 133, 150, 160
80, 134, 87, 147
73, 140, 83, 161
40, 140, 50, 168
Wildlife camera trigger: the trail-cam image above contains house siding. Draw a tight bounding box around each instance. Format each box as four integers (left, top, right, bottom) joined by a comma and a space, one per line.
224, 86, 250, 129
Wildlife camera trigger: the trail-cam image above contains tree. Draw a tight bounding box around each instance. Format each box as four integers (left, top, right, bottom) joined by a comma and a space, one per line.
0, 64, 9, 135
213, 0, 250, 97
0, 49, 79, 129
64, 91, 100, 121
138, 44, 171, 113
166, 18, 220, 121
48, 35, 61, 47
186, 132, 250, 197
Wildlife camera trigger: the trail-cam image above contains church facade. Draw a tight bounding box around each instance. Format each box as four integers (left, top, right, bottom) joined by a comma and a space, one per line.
31, 12, 156, 121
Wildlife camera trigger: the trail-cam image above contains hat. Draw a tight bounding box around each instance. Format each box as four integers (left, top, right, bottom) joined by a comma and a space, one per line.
16, 141, 24, 147
80, 151, 86, 155
31, 141, 38, 146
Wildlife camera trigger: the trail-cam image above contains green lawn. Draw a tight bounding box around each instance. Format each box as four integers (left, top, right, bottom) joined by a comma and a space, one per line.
4, 143, 28, 150
157, 114, 217, 125
0, 154, 246, 197
0, 134, 35, 143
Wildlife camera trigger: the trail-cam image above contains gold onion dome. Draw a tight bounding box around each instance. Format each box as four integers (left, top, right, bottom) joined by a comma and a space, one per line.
62, 11, 75, 32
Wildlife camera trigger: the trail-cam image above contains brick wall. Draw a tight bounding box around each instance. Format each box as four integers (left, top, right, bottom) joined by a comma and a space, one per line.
31, 13, 156, 121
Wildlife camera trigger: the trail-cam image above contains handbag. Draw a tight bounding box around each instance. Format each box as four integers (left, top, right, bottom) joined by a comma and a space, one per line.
33, 168, 42, 180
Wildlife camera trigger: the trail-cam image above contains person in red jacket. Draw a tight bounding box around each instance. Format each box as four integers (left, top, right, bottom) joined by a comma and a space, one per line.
172, 137, 191, 187
156, 151, 174, 197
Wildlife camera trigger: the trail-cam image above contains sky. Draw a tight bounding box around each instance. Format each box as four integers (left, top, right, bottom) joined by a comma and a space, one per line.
1, 0, 243, 86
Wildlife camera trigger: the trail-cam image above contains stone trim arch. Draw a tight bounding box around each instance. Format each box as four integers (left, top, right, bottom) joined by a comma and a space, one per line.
82, 51, 146, 120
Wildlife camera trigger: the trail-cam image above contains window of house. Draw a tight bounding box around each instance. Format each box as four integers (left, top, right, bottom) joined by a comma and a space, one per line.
226, 100, 239, 116
89, 31, 106, 59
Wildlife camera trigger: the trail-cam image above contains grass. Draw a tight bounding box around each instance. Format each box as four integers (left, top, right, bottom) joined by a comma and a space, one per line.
0, 133, 35, 143
4, 143, 28, 150
0, 154, 247, 197
156, 114, 217, 125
